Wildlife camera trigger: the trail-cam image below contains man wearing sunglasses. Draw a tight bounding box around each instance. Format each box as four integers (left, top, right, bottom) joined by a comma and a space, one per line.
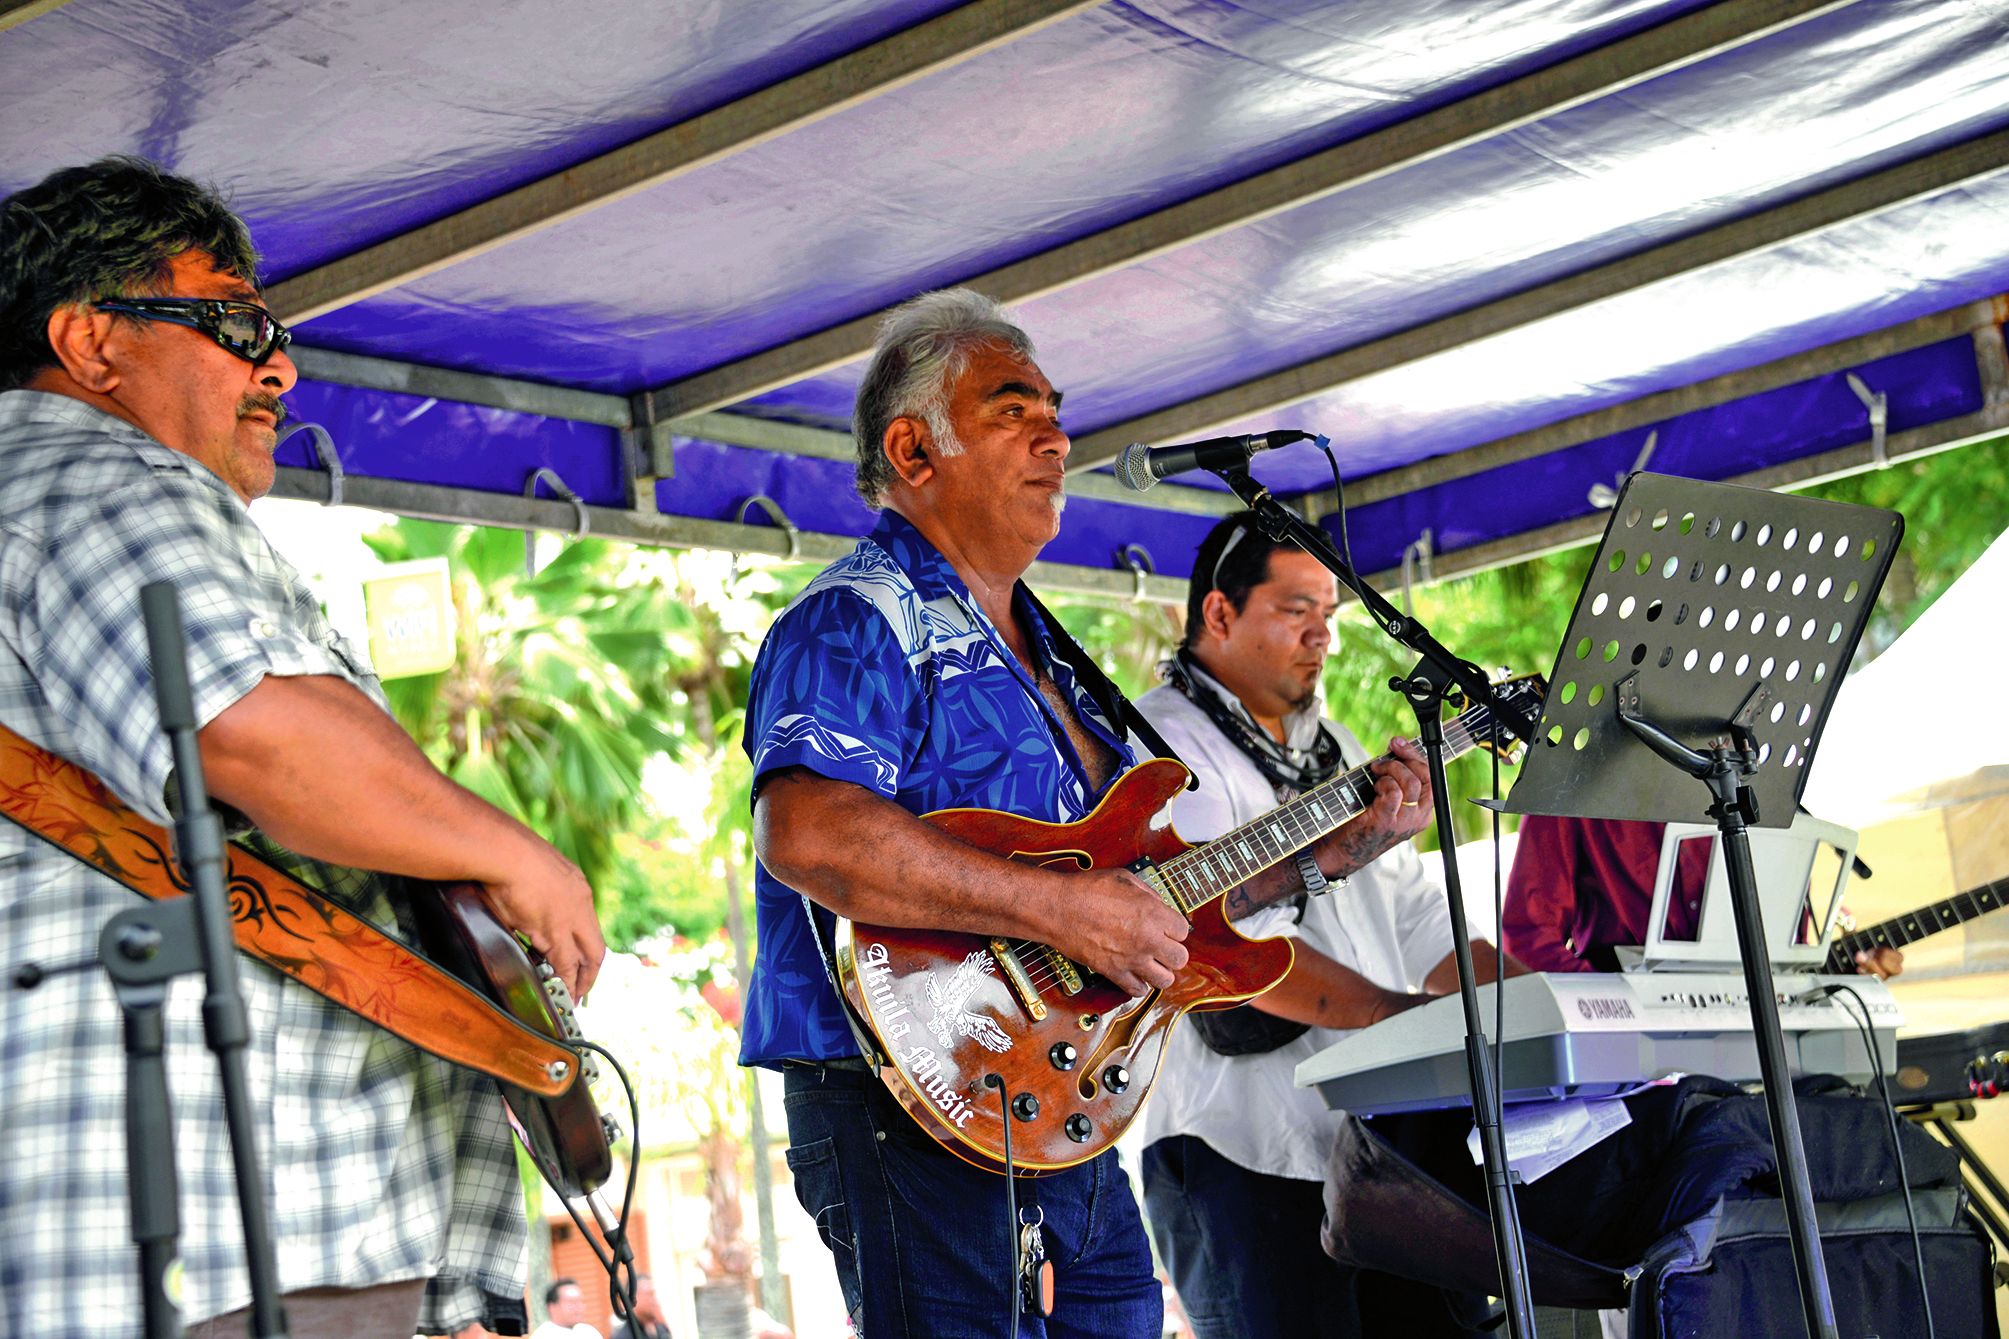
0, 158, 604, 1338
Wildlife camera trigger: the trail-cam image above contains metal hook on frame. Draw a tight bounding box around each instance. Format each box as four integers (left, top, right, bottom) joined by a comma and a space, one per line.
523, 467, 590, 576
1845, 373, 1889, 468
1588, 430, 1657, 509
1115, 544, 1155, 603
276, 422, 343, 507
729, 495, 801, 583
1398, 528, 1434, 617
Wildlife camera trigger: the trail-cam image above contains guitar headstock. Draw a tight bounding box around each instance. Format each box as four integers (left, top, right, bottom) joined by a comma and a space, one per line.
1451, 672, 1548, 765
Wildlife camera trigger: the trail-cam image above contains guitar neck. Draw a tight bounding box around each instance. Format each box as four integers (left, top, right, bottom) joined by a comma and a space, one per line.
1154, 710, 1497, 914
1827, 875, 2008, 970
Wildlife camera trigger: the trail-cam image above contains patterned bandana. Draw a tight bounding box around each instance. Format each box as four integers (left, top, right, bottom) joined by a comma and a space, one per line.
1162, 650, 1345, 796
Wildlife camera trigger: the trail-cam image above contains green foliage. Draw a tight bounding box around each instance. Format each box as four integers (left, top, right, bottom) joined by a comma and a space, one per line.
360, 522, 680, 895
1045, 599, 1184, 701
1048, 433, 2008, 849
1793, 432, 2009, 655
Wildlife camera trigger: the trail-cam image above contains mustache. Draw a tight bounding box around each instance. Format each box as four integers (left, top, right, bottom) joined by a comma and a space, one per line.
238, 392, 288, 426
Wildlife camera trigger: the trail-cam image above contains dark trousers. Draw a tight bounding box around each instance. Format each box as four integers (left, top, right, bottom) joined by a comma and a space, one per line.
1142, 1134, 1486, 1339
184, 1281, 426, 1338
782, 1063, 1162, 1339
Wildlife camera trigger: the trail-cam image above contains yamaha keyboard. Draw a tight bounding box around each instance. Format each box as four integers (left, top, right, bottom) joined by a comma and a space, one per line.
1294, 971, 1901, 1117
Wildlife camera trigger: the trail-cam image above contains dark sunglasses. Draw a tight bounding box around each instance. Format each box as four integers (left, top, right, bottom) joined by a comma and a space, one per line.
95, 296, 293, 366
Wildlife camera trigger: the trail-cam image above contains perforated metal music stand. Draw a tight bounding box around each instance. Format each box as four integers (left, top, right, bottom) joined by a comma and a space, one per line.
1504, 472, 1902, 1339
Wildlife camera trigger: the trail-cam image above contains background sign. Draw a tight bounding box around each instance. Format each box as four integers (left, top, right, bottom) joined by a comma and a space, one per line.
362, 557, 456, 679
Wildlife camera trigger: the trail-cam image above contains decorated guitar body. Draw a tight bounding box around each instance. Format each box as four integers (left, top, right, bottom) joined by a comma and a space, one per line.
839, 759, 1290, 1175
408, 881, 614, 1199
836, 674, 1545, 1175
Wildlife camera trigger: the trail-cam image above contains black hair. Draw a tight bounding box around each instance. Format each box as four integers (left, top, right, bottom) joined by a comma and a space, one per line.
544, 1278, 579, 1307
0, 155, 259, 390
1182, 511, 1297, 650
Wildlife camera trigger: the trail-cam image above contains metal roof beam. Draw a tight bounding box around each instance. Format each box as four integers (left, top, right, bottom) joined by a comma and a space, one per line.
290, 347, 632, 425
1305, 295, 2009, 518
1067, 125, 2009, 472
0, 0, 74, 31
650, 0, 1857, 419
287, 345, 1243, 516
1342, 402, 2009, 601
262, 0, 1102, 324
263, 469, 1188, 604
665, 411, 1244, 516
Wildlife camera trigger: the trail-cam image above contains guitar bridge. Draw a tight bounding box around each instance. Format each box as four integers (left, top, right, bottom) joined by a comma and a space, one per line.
1041, 946, 1084, 996
989, 939, 1049, 1021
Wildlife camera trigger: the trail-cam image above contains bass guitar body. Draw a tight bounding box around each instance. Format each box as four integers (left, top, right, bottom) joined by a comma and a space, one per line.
837, 759, 1293, 1175
408, 881, 615, 1199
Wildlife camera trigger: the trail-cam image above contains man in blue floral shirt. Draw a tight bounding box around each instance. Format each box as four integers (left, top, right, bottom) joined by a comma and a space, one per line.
741, 289, 1197, 1337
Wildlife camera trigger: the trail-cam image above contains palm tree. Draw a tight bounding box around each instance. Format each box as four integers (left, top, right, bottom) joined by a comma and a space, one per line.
362, 521, 684, 892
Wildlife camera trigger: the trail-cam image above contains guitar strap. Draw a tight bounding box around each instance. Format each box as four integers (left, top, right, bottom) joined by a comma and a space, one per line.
0, 720, 577, 1097
795, 585, 1195, 1070
1020, 586, 1195, 790
801, 892, 887, 1069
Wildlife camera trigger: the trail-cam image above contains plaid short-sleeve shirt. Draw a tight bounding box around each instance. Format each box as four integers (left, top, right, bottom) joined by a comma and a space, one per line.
0, 392, 526, 1337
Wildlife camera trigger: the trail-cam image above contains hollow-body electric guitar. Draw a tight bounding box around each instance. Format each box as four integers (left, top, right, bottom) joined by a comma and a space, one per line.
836, 676, 1544, 1174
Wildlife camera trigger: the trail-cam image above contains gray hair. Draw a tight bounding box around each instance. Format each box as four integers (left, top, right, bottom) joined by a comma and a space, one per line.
852, 288, 1036, 504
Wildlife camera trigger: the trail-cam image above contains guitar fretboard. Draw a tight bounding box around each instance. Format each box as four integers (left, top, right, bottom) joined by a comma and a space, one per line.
1828, 876, 2007, 970
1153, 705, 1503, 915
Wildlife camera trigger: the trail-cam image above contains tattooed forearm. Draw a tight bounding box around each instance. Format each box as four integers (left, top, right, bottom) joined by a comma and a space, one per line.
1328, 820, 1399, 879
1224, 862, 1310, 921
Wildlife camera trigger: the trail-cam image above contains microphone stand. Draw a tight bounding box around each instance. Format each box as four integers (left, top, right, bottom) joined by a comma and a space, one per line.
1213, 467, 1541, 1339
100, 583, 290, 1338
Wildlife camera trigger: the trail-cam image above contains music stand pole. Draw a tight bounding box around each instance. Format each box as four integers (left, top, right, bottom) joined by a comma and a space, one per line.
1498, 472, 1903, 1339
1213, 469, 1540, 1339
1616, 681, 1839, 1339
101, 898, 195, 1339
140, 583, 290, 1339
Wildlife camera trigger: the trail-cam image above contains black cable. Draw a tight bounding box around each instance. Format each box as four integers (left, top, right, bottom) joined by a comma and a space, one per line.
547, 1040, 644, 1331
983, 1073, 1022, 1339
1315, 439, 1356, 575
1491, 740, 1505, 1126
1829, 985, 1936, 1339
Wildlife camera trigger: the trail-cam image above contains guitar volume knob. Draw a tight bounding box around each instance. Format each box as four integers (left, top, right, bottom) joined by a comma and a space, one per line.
1012, 1093, 1040, 1122
1064, 1114, 1093, 1143
1102, 1064, 1130, 1094
1048, 1042, 1078, 1071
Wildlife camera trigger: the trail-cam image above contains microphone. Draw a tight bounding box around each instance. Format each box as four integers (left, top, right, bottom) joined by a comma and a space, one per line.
1114, 430, 1319, 492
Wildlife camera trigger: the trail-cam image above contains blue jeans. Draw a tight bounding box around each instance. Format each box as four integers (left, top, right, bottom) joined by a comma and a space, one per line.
1142, 1134, 1484, 1339
781, 1063, 1162, 1339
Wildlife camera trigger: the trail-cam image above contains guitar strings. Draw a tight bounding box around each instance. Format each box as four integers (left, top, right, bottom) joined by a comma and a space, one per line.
985, 704, 1516, 997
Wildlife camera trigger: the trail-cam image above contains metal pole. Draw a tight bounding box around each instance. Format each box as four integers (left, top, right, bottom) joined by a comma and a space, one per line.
1706, 760, 1839, 1339
1413, 685, 1538, 1339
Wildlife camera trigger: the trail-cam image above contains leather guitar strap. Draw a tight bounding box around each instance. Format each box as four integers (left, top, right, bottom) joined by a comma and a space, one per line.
0, 721, 575, 1098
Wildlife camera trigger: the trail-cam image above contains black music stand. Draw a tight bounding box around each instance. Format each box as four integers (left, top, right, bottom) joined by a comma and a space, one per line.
1214, 467, 1544, 1339
1503, 472, 1902, 1339
101, 584, 289, 1338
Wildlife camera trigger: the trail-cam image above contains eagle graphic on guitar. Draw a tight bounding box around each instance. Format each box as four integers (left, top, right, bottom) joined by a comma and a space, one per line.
836, 675, 1543, 1174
